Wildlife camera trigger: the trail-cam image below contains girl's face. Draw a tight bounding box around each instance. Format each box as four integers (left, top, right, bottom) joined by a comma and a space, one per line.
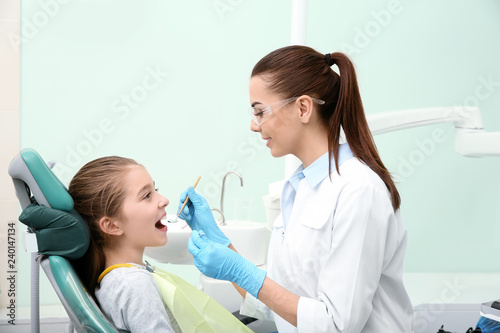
117, 165, 169, 250
249, 76, 302, 158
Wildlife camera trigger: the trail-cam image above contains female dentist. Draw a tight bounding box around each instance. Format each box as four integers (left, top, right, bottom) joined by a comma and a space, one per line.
181, 45, 414, 332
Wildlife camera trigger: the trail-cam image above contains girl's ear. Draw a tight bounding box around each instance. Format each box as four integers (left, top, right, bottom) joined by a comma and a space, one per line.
297, 95, 315, 124
99, 216, 123, 236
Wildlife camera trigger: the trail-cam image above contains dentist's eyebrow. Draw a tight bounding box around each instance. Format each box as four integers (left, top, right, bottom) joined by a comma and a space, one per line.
251, 101, 262, 107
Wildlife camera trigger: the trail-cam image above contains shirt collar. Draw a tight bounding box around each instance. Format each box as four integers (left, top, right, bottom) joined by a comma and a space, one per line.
288, 143, 354, 190
302, 152, 330, 189
288, 165, 305, 192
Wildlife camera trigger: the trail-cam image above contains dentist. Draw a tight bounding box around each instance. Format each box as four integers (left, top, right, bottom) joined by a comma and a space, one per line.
181, 45, 414, 332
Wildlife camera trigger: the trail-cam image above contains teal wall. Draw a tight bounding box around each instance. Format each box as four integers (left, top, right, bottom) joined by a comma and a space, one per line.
18, 0, 500, 307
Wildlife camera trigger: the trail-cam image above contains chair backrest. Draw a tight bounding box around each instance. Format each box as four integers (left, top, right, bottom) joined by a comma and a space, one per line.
8, 148, 118, 333
41, 256, 117, 333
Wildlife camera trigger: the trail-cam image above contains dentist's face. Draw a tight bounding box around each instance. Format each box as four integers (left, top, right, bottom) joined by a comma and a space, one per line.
249, 76, 301, 158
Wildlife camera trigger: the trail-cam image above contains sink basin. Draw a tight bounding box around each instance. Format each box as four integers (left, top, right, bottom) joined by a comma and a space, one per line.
144, 215, 269, 265
219, 220, 269, 266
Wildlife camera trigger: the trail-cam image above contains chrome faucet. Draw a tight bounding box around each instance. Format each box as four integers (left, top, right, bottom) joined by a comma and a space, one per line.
210, 208, 225, 226
217, 171, 243, 225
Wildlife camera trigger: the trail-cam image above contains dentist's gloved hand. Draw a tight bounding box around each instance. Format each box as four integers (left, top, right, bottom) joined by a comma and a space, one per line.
188, 230, 267, 299
178, 187, 230, 246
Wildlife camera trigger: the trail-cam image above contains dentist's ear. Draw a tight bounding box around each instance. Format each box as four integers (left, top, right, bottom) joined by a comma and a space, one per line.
99, 216, 123, 236
297, 95, 315, 124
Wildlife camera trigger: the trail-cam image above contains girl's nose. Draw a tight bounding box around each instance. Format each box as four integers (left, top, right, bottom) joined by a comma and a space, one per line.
159, 195, 169, 208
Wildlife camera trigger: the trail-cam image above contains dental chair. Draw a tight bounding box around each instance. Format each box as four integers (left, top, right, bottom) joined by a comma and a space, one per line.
8, 148, 118, 333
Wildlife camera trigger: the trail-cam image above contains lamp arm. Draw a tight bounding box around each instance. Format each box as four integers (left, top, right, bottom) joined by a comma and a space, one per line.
367, 106, 483, 135
367, 106, 500, 157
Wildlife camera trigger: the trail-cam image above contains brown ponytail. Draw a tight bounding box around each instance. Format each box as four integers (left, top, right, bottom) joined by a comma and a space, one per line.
68, 156, 140, 302
252, 46, 400, 211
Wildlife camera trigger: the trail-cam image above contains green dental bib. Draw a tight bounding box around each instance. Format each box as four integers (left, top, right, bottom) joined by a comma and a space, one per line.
99, 264, 253, 333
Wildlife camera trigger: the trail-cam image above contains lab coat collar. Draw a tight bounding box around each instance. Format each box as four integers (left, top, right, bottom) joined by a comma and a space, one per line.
289, 143, 354, 190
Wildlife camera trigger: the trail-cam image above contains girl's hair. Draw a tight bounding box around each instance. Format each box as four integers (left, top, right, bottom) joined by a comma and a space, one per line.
252, 45, 400, 210
68, 156, 140, 302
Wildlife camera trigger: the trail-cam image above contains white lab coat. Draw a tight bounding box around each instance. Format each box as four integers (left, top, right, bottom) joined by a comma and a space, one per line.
241, 157, 414, 332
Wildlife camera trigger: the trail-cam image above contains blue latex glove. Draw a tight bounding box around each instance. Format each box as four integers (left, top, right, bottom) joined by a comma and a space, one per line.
178, 187, 230, 246
188, 230, 267, 299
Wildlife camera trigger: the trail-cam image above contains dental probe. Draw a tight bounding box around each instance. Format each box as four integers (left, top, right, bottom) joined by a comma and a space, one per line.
168, 176, 201, 223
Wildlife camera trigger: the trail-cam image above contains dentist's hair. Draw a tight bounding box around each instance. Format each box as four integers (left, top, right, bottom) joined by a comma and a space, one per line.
68, 156, 141, 302
251, 45, 400, 211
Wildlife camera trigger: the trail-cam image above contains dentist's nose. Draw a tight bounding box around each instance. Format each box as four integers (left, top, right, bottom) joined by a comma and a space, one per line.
250, 120, 261, 132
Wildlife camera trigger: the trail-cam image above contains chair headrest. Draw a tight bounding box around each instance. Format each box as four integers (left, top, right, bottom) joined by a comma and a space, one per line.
9, 148, 73, 211
8, 149, 90, 259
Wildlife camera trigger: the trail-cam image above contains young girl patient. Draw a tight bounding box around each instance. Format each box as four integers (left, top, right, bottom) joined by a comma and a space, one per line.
68, 156, 181, 332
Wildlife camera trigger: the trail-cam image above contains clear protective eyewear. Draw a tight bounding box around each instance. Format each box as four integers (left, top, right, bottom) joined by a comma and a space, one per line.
249, 96, 325, 126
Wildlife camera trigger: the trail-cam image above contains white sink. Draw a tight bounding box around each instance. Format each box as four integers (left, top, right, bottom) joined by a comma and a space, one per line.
144, 215, 270, 265
219, 220, 269, 266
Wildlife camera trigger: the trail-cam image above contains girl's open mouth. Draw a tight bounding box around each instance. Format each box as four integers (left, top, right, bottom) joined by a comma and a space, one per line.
155, 215, 167, 229
155, 220, 166, 229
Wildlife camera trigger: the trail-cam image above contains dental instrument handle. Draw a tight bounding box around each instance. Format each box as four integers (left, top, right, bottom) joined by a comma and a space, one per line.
177, 176, 201, 216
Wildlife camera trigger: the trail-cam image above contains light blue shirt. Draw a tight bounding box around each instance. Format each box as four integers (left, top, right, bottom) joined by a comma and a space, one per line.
281, 143, 354, 227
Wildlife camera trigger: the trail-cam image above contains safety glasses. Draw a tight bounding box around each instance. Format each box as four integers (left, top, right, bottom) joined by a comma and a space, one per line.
249, 96, 325, 126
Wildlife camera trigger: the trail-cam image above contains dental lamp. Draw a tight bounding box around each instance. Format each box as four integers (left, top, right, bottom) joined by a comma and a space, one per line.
367, 106, 500, 157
